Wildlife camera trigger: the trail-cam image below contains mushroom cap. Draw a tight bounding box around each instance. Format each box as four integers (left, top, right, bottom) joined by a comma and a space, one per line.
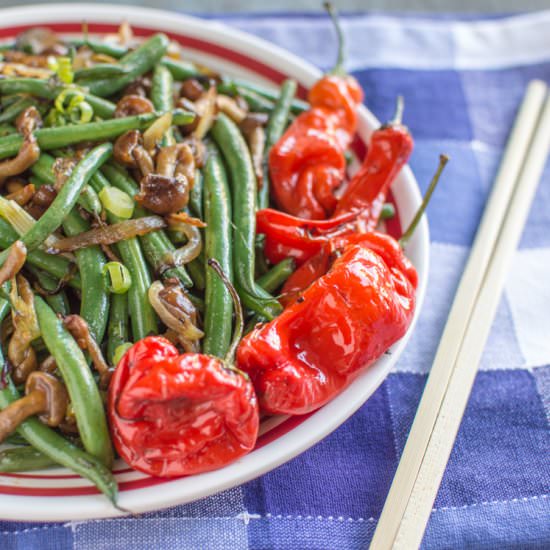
113, 130, 142, 167
25, 371, 68, 427
135, 173, 190, 215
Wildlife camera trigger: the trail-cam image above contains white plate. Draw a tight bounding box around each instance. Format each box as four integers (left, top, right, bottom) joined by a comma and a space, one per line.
0, 3, 429, 521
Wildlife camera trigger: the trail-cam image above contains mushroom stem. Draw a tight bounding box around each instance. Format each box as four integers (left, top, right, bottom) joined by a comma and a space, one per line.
0, 390, 46, 442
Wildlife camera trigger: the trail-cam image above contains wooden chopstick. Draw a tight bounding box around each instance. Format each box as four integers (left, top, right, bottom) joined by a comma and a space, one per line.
392, 89, 550, 549
369, 79, 549, 550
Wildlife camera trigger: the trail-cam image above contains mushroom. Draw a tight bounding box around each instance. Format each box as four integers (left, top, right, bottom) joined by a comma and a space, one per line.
6, 183, 35, 206
240, 113, 268, 185
113, 130, 154, 176
0, 139, 39, 184
148, 280, 203, 352
114, 95, 155, 118
26, 184, 56, 219
0, 371, 68, 443
8, 275, 40, 385
131, 143, 196, 215
15, 106, 42, 137
216, 94, 248, 124
0, 241, 27, 287
15, 27, 64, 55
0, 107, 42, 185
63, 314, 113, 389
180, 78, 205, 101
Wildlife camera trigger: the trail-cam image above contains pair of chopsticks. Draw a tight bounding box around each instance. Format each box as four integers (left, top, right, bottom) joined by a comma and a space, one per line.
370, 79, 550, 550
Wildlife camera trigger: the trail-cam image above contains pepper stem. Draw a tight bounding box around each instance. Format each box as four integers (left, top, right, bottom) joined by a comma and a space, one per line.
390, 95, 405, 126
324, 2, 346, 76
400, 154, 449, 247
207, 259, 244, 364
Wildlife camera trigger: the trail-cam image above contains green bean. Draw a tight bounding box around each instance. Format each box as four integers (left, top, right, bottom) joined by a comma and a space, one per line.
0, 78, 117, 119
0, 124, 15, 137
202, 143, 233, 358
189, 169, 203, 220
217, 80, 275, 113
187, 255, 206, 291
0, 218, 81, 289
74, 64, 129, 80
0, 42, 13, 52
0, 110, 194, 160
34, 296, 113, 467
68, 38, 128, 59
107, 292, 128, 364
151, 64, 175, 146
77, 34, 169, 97
161, 57, 202, 81
230, 78, 308, 114
0, 96, 35, 124
0, 143, 112, 267
212, 113, 282, 319
100, 164, 193, 287
62, 210, 109, 342
0, 377, 117, 502
259, 79, 297, 209
31, 154, 102, 217
256, 258, 295, 294
27, 267, 70, 316
87, 170, 157, 340
116, 237, 157, 340
0, 446, 57, 472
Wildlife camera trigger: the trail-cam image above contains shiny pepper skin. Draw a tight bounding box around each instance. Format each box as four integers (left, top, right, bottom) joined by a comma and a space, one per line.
108, 336, 259, 477
237, 232, 417, 415
268, 75, 364, 219
333, 122, 413, 230
280, 231, 418, 305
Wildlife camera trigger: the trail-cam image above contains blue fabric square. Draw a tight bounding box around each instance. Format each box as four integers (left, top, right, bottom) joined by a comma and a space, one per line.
409, 140, 485, 246
461, 63, 550, 148
1, 525, 72, 550
243, 382, 397, 519
353, 69, 473, 141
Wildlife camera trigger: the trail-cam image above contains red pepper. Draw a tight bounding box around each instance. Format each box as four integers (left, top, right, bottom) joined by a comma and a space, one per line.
280, 231, 418, 307
256, 208, 355, 266
237, 232, 417, 415
259, 99, 413, 266
108, 337, 259, 477
333, 97, 413, 231
268, 7, 364, 219
280, 155, 447, 303
108, 262, 259, 477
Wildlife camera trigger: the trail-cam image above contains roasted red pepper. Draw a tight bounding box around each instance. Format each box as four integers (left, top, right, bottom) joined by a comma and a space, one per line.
237, 232, 417, 415
268, 6, 364, 219
280, 155, 447, 303
259, 99, 413, 266
256, 208, 355, 266
108, 336, 259, 477
333, 96, 413, 230
108, 262, 259, 477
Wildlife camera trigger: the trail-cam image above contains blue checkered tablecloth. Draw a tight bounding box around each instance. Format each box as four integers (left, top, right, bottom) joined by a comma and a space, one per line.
1, 10, 550, 550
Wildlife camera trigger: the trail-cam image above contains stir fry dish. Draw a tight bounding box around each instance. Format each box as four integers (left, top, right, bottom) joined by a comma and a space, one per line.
0, 5, 447, 506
